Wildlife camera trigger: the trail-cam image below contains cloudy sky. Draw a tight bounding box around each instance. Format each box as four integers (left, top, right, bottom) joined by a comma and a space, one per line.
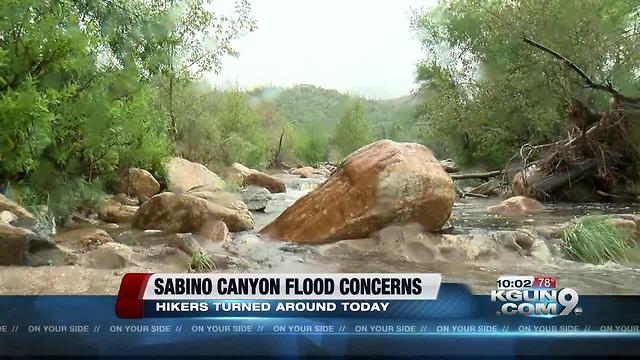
207, 0, 435, 99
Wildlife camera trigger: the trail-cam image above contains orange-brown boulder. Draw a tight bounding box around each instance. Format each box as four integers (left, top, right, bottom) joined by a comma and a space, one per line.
259, 140, 455, 243
487, 196, 545, 216
227, 163, 286, 193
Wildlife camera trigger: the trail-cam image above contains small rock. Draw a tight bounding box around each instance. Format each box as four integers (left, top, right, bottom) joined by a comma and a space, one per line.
54, 228, 113, 249
166, 233, 204, 257
113, 193, 139, 206
0, 210, 17, 224
0, 193, 34, 220
79, 242, 135, 269
240, 186, 271, 212
290, 166, 325, 178
198, 220, 232, 243
486, 196, 545, 216
227, 163, 286, 193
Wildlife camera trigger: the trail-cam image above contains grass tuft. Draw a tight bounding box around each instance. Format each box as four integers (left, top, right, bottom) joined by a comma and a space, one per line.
562, 216, 631, 264
190, 250, 216, 272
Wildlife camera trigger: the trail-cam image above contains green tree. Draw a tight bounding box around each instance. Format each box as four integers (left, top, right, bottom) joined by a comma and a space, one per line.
331, 101, 372, 158
293, 122, 329, 165
214, 89, 269, 168
412, 0, 640, 167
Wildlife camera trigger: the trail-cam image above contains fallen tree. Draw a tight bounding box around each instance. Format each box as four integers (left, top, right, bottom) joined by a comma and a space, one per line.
507, 36, 640, 201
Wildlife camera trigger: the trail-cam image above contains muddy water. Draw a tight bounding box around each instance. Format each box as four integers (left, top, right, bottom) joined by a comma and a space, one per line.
1, 175, 638, 295
216, 175, 640, 295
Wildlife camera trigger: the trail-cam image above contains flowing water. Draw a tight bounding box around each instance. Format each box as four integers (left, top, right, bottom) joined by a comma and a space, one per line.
2, 175, 638, 295
210, 174, 640, 295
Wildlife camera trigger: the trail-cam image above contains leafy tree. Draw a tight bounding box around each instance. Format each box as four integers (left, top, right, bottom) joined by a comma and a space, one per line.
293, 122, 329, 165
331, 101, 372, 157
151, 0, 257, 141
412, 0, 640, 167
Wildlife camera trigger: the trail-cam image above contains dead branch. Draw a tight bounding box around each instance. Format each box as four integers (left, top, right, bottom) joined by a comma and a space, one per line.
450, 170, 503, 180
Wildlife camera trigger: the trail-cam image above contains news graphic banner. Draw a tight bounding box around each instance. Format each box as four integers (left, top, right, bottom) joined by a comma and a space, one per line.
1, 273, 640, 357
116, 273, 441, 318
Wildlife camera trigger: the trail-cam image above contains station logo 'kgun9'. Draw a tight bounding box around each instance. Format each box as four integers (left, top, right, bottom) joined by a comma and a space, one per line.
491, 276, 581, 317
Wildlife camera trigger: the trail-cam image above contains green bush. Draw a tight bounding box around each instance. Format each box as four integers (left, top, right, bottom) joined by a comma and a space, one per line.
562, 216, 631, 264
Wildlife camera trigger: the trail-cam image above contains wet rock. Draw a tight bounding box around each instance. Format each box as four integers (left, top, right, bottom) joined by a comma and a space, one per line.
117, 167, 160, 199
470, 179, 501, 196
373, 223, 440, 263
112, 193, 139, 206
437, 232, 499, 261
0, 222, 31, 265
10, 205, 56, 238
496, 230, 552, 262
260, 140, 456, 243
166, 157, 225, 193
133, 191, 254, 233
54, 228, 113, 249
0, 193, 34, 220
535, 223, 570, 239
98, 199, 138, 223
198, 220, 232, 243
240, 186, 271, 212
607, 215, 640, 237
290, 166, 328, 178
512, 165, 544, 197
138, 194, 150, 205
486, 196, 545, 216
227, 163, 286, 193
439, 159, 459, 173
28, 232, 59, 253
65, 213, 100, 229
166, 233, 204, 257
79, 242, 135, 269
0, 210, 17, 224
28, 245, 77, 267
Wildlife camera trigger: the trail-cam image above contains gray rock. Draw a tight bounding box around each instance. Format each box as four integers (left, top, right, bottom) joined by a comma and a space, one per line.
240, 186, 271, 212
166, 233, 204, 257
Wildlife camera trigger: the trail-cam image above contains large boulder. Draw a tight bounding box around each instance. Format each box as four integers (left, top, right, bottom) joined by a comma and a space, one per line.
227, 163, 286, 193
166, 157, 225, 193
487, 196, 545, 216
240, 186, 271, 212
259, 140, 456, 243
117, 168, 160, 199
133, 191, 254, 233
